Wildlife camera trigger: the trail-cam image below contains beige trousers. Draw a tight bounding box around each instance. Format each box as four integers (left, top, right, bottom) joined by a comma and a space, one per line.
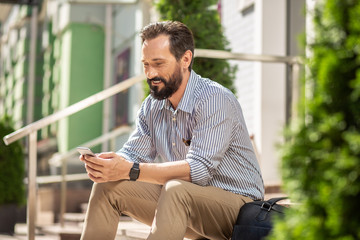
80, 179, 252, 240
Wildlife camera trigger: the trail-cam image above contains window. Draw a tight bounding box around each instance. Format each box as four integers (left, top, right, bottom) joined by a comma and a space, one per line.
239, 0, 255, 12
113, 48, 130, 128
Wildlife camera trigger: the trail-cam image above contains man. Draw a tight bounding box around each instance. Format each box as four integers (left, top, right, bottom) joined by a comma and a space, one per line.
80, 21, 264, 240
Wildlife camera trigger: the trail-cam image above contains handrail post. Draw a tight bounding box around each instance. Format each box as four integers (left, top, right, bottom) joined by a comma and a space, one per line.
60, 156, 67, 227
291, 62, 300, 121
28, 131, 38, 240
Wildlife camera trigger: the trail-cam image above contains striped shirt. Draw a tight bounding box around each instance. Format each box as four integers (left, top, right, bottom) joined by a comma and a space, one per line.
118, 70, 264, 200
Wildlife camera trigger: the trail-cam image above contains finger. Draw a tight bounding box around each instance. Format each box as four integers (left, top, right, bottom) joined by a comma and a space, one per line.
84, 159, 103, 170
85, 164, 102, 178
88, 172, 106, 183
84, 155, 105, 166
97, 152, 116, 159
88, 172, 105, 183
79, 154, 86, 162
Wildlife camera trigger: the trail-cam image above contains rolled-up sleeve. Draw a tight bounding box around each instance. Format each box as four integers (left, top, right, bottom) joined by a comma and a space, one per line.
185, 93, 233, 186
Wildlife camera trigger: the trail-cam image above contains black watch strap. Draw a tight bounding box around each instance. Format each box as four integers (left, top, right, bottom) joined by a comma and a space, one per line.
129, 162, 140, 181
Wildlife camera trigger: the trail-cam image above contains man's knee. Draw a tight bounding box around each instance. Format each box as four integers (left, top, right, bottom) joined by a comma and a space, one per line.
89, 180, 128, 205
91, 181, 116, 197
163, 179, 189, 191
161, 180, 192, 203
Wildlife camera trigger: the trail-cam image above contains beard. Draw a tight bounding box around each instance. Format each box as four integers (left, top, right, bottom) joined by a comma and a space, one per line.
147, 65, 183, 100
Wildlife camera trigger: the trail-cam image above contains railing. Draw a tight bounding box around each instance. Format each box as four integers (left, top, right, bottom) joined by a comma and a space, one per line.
3, 49, 301, 240
194, 49, 302, 122
46, 125, 133, 226
3, 74, 145, 240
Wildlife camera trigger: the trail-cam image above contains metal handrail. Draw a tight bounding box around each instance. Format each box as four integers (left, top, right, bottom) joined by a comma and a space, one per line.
3, 74, 145, 145
194, 48, 302, 64
194, 48, 302, 122
24, 173, 89, 184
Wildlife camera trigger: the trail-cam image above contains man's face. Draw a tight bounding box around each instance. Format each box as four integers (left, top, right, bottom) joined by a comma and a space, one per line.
142, 35, 183, 100
146, 64, 183, 100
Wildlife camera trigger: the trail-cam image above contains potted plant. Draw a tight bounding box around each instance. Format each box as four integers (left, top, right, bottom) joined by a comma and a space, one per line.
0, 115, 26, 235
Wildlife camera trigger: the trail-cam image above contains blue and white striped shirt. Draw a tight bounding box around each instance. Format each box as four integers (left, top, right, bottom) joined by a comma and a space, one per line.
118, 70, 264, 200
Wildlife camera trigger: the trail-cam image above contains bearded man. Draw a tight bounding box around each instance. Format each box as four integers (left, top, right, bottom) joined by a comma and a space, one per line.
80, 21, 264, 240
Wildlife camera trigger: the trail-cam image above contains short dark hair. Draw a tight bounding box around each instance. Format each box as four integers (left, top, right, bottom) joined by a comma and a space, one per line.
140, 21, 194, 71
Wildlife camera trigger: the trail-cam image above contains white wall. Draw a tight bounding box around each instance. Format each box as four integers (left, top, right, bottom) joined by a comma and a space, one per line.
254, 0, 287, 184
221, 0, 256, 135
222, 0, 287, 185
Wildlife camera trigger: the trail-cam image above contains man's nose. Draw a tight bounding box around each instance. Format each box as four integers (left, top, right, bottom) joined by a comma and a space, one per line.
146, 67, 158, 79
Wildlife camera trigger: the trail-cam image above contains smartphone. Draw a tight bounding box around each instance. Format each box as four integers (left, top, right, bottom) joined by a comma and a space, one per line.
77, 147, 96, 157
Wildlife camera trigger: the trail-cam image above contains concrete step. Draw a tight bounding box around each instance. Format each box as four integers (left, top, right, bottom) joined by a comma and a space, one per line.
37, 216, 150, 240
62, 212, 85, 223
2, 215, 149, 240
1, 224, 59, 240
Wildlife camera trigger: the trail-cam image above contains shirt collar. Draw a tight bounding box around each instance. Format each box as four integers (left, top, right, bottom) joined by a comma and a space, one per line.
159, 70, 198, 113
177, 70, 198, 113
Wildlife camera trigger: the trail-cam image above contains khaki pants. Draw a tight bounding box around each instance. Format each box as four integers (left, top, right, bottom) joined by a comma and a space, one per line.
81, 179, 252, 240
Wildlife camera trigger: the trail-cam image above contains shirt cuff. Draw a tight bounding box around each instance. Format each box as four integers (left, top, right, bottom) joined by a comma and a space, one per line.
185, 158, 211, 186
116, 150, 135, 163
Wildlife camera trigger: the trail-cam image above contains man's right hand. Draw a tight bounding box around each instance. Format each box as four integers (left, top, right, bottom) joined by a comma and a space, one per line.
79, 152, 132, 183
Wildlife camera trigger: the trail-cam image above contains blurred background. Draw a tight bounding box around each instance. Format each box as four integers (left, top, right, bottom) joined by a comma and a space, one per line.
0, 0, 307, 238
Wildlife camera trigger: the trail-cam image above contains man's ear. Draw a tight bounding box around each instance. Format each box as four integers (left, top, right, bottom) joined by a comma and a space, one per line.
181, 50, 193, 70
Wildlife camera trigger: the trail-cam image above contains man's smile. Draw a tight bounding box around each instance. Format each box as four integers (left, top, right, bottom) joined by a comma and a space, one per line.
151, 80, 162, 85
149, 77, 166, 86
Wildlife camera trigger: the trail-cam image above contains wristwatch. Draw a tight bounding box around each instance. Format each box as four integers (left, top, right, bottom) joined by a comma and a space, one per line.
129, 162, 140, 181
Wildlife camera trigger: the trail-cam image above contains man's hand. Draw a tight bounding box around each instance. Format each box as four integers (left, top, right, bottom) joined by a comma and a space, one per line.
79, 152, 133, 183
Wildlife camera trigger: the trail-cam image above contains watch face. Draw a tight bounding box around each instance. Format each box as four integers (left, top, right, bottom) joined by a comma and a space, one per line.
129, 163, 140, 181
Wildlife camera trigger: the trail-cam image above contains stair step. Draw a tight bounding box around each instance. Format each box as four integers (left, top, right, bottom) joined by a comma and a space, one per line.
35, 216, 150, 240
63, 213, 86, 223
39, 224, 81, 236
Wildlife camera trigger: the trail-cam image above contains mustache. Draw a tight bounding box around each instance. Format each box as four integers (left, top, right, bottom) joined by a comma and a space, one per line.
147, 77, 166, 83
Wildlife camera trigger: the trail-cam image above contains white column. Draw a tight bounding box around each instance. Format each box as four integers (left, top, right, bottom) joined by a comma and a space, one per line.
102, 4, 112, 152
254, 0, 287, 185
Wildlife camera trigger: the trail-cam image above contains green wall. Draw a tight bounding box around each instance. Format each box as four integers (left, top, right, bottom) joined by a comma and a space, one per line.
58, 23, 104, 153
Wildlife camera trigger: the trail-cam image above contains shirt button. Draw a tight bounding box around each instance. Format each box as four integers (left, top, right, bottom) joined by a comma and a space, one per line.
172, 142, 175, 146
